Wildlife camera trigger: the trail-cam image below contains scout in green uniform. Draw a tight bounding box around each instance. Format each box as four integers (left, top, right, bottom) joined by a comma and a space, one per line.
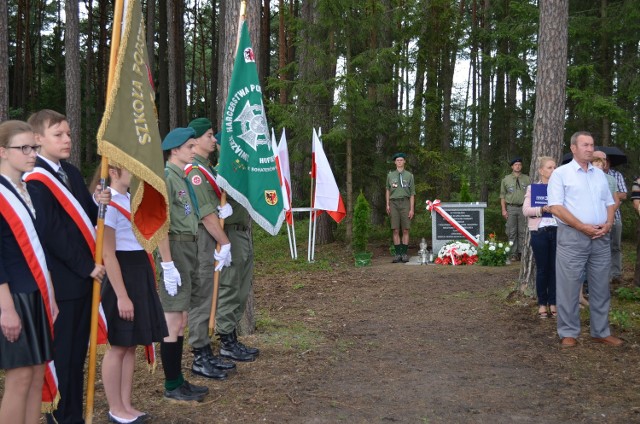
214, 196, 259, 362
155, 127, 230, 402
386, 152, 415, 263
185, 117, 236, 378
500, 157, 530, 261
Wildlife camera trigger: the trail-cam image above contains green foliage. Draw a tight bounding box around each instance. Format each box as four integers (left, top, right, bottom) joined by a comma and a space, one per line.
352, 191, 371, 253
477, 233, 511, 266
615, 287, 640, 302
609, 309, 630, 330
459, 176, 472, 202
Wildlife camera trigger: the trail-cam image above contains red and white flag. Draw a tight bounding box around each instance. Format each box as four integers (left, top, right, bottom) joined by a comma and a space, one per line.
274, 129, 293, 225
311, 128, 346, 223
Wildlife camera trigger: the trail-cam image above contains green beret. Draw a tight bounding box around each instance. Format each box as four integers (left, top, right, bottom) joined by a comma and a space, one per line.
162, 127, 196, 151
214, 132, 221, 144
392, 152, 406, 160
188, 117, 212, 138
509, 156, 523, 166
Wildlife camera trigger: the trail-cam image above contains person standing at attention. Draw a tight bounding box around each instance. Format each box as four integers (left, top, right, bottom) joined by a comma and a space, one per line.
0, 121, 58, 424
500, 157, 530, 262
156, 127, 231, 403
522, 156, 557, 319
185, 117, 235, 378
548, 131, 623, 348
25, 110, 110, 424
385, 152, 415, 263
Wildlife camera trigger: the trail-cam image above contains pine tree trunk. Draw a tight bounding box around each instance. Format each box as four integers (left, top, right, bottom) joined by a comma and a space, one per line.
520, 0, 568, 293
65, 0, 81, 167
0, 0, 8, 121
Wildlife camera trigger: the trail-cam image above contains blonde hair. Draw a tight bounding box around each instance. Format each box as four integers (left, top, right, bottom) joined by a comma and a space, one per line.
0, 120, 33, 149
591, 157, 606, 167
537, 156, 555, 170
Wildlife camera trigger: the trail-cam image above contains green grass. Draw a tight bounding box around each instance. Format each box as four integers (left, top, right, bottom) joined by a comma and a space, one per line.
256, 310, 324, 352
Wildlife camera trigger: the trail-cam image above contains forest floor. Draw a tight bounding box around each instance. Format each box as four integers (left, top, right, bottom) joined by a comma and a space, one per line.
80, 241, 640, 423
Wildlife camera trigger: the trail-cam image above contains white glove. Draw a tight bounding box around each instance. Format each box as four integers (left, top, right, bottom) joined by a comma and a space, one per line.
217, 203, 233, 219
161, 261, 181, 296
214, 243, 232, 271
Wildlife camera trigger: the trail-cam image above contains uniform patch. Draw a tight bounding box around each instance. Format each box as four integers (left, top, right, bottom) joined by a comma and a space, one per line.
191, 175, 202, 186
265, 190, 278, 205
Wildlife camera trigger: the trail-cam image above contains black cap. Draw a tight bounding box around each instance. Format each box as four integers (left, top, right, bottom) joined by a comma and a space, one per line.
509, 157, 523, 166
392, 152, 406, 160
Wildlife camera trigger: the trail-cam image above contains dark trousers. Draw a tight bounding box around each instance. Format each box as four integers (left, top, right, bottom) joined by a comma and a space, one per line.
530, 227, 557, 306
46, 295, 92, 424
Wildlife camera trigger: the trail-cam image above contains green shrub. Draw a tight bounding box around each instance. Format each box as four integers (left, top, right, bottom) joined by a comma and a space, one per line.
352, 191, 371, 253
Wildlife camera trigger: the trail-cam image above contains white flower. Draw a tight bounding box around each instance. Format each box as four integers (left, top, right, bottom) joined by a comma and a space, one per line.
489, 245, 496, 251
505, 247, 511, 253
485, 240, 490, 245
509, 241, 514, 246
498, 243, 503, 248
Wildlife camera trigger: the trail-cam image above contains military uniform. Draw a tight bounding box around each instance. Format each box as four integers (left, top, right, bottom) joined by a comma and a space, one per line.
216, 197, 258, 361
161, 161, 200, 312
500, 172, 530, 258
386, 169, 415, 230
186, 154, 221, 348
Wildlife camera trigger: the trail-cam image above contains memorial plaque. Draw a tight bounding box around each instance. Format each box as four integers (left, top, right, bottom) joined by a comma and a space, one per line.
430, 202, 487, 256
435, 210, 480, 240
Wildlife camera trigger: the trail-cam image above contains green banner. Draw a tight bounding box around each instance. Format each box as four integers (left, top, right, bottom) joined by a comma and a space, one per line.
217, 20, 284, 235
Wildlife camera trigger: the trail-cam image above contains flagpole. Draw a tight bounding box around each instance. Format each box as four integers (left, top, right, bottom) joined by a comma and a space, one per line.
85, 1, 124, 421
208, 193, 225, 336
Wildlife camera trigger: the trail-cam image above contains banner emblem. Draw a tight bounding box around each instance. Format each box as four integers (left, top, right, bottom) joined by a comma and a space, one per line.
265, 190, 278, 206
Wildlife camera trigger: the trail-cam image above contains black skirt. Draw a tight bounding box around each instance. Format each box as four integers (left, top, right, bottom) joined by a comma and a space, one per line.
0, 290, 53, 369
101, 250, 168, 347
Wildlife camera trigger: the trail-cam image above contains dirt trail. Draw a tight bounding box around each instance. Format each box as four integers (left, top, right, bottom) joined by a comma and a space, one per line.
84, 253, 640, 422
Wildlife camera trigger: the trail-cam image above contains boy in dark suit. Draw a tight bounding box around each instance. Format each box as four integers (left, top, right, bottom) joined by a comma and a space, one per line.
26, 110, 110, 424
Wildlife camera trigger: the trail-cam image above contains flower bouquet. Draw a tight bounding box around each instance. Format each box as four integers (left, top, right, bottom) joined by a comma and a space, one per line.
477, 233, 512, 266
435, 241, 478, 265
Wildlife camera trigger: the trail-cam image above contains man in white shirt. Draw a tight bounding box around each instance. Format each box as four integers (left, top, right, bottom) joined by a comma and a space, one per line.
548, 131, 623, 348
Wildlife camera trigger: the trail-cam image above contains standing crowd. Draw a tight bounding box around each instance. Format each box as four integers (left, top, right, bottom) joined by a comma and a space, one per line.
0, 112, 259, 424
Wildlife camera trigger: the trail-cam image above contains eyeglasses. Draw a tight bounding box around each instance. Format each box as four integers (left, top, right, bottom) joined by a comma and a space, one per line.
6, 145, 42, 155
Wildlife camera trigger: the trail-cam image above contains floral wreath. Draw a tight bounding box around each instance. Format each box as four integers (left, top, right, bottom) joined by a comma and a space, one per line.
435, 241, 478, 265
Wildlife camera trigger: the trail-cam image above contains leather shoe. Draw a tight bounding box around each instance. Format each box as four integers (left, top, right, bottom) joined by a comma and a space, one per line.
560, 337, 577, 348
591, 335, 624, 346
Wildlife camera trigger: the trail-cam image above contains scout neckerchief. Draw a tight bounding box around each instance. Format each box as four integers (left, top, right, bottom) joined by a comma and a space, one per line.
24, 167, 109, 344
108, 197, 158, 372
184, 163, 222, 199
0, 183, 59, 412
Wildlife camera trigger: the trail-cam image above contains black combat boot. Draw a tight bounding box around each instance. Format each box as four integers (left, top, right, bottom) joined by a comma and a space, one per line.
204, 344, 236, 371
232, 329, 260, 356
191, 347, 228, 380
218, 333, 256, 362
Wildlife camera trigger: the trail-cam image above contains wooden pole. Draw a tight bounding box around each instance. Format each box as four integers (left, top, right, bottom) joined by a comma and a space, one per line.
208, 193, 226, 336
85, 0, 124, 422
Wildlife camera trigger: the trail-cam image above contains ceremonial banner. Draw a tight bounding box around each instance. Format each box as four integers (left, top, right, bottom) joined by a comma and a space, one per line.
217, 20, 284, 235
96, 0, 169, 252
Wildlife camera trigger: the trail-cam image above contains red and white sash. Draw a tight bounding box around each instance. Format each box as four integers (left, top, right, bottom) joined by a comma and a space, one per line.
185, 163, 222, 199
24, 168, 96, 253
0, 184, 59, 412
108, 199, 157, 372
24, 168, 108, 344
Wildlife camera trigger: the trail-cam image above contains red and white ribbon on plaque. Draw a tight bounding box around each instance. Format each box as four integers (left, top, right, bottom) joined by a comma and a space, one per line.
426, 199, 479, 247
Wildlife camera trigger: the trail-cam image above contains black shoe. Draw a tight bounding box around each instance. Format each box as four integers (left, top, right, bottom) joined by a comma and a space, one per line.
183, 379, 209, 395
192, 347, 228, 380
401, 253, 409, 263
233, 330, 260, 356
392, 255, 402, 263
219, 333, 256, 362
164, 382, 205, 402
